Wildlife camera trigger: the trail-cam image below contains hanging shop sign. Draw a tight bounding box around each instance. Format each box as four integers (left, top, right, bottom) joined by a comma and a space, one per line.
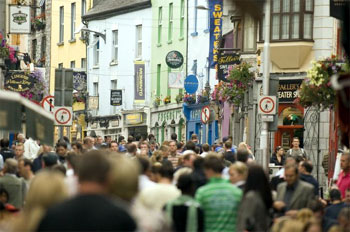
217, 53, 241, 82
125, 113, 143, 125
165, 51, 184, 69
4, 71, 34, 92
209, 0, 223, 68
134, 61, 145, 102
9, 5, 31, 34
73, 71, 87, 91
168, 72, 184, 89
278, 79, 303, 103
110, 89, 122, 106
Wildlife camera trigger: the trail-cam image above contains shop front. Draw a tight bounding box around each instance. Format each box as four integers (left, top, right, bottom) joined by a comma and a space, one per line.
123, 112, 148, 140
87, 115, 122, 140
183, 103, 218, 145
150, 104, 185, 143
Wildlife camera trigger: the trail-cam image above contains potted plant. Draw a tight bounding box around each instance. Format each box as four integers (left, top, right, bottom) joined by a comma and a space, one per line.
164, 95, 171, 104
175, 92, 184, 103
153, 96, 161, 107
183, 94, 196, 104
295, 56, 347, 110
31, 13, 46, 31
197, 90, 210, 104
212, 62, 254, 106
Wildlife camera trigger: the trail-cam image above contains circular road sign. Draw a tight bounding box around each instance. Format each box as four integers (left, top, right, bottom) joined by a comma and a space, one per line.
201, 106, 210, 124
259, 96, 276, 114
41, 95, 55, 113
55, 107, 72, 125
184, 75, 199, 94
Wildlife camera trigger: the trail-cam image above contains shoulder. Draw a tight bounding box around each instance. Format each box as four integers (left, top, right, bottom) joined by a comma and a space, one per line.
299, 180, 314, 191
277, 182, 287, 191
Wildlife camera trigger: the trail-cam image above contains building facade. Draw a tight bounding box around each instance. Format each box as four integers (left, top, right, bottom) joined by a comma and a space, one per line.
83, 0, 152, 140
150, 0, 187, 143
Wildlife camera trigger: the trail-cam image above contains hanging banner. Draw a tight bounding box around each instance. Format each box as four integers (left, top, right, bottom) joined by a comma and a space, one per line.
9, 5, 31, 34
168, 72, 184, 89
134, 61, 145, 102
209, 0, 223, 68
73, 71, 87, 91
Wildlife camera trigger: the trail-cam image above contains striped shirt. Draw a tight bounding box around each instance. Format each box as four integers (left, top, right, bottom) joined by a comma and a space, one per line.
168, 153, 180, 168
195, 177, 242, 232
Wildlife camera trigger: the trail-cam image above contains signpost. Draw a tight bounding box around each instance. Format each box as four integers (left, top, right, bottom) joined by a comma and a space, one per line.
184, 75, 199, 94
201, 106, 210, 124
54, 107, 73, 126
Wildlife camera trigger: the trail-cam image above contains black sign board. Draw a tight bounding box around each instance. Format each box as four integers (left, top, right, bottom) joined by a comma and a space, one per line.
330, 0, 349, 20
73, 71, 87, 91
165, 51, 184, 69
4, 71, 35, 92
217, 53, 241, 82
111, 89, 122, 106
278, 79, 303, 103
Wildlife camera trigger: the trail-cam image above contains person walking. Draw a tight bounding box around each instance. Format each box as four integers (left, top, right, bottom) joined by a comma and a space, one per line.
286, 137, 307, 160
237, 164, 273, 232
299, 160, 319, 196
270, 146, 285, 166
336, 152, 350, 199
195, 154, 242, 232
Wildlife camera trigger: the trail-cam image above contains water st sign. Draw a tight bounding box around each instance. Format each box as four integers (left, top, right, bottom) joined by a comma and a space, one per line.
184, 75, 199, 94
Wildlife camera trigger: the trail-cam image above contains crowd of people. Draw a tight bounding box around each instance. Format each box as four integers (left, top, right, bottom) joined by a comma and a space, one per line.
0, 133, 349, 232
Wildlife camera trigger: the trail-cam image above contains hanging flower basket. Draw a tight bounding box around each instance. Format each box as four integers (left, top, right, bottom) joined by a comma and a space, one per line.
212, 62, 254, 106
197, 89, 210, 104
20, 69, 48, 102
164, 95, 171, 104
31, 14, 46, 31
153, 96, 161, 107
183, 94, 196, 104
0, 32, 17, 64
295, 56, 348, 110
175, 92, 183, 103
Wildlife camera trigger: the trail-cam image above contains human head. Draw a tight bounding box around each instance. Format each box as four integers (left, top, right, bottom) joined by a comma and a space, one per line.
42, 152, 58, 168
126, 143, 137, 156
177, 174, 195, 196
105, 136, 112, 144
52, 164, 67, 176
299, 160, 313, 174
159, 145, 170, 158
284, 163, 299, 186
77, 150, 111, 188
202, 143, 210, 152
151, 150, 163, 164
148, 134, 155, 141
150, 162, 162, 182
171, 133, 177, 141
3, 158, 18, 174
17, 133, 25, 143
18, 158, 33, 178
183, 152, 196, 168
127, 136, 134, 144
229, 161, 248, 184
224, 141, 232, 150
340, 152, 350, 172
238, 142, 248, 150
149, 141, 156, 152
137, 156, 151, 175
0, 138, 10, 148
109, 154, 139, 202
15, 143, 25, 159
185, 141, 196, 152
140, 141, 149, 153
159, 162, 174, 181
203, 154, 224, 177
329, 188, 342, 202
117, 135, 125, 144
338, 206, 350, 230
236, 148, 249, 163
56, 141, 68, 157
71, 142, 83, 154
191, 134, 198, 143
169, 140, 177, 154
109, 141, 119, 152
83, 136, 94, 150
66, 152, 80, 172
292, 137, 300, 149
275, 146, 284, 155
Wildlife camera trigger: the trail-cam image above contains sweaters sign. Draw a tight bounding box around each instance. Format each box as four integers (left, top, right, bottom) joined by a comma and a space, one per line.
209, 0, 223, 68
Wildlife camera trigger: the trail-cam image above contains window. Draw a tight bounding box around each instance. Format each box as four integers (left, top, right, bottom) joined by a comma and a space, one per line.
262, 0, 314, 41
136, 25, 142, 59
110, 80, 118, 114
32, 39, 37, 62
192, 0, 198, 36
168, 3, 173, 41
112, 30, 118, 62
156, 64, 161, 96
58, 63, 63, 69
59, 6, 64, 43
81, 58, 86, 69
82, 0, 86, 16
93, 82, 99, 96
71, 3, 76, 40
93, 36, 100, 66
158, 7, 162, 44
70, 61, 75, 68
180, 0, 185, 38
243, 15, 257, 52
41, 36, 46, 61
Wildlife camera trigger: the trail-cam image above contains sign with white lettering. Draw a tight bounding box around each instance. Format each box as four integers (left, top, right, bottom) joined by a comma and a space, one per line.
217, 53, 241, 82
134, 61, 145, 102
278, 79, 302, 103
110, 90, 122, 106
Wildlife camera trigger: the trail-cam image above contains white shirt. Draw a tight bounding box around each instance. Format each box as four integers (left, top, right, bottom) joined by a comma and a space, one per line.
200, 152, 209, 158
138, 175, 156, 191
24, 138, 40, 160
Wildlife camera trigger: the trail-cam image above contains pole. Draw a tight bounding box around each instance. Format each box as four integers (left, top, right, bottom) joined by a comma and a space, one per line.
260, 0, 271, 171
59, 69, 65, 139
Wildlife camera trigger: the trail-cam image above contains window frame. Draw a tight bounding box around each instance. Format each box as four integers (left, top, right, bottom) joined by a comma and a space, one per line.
71, 3, 76, 40
180, 0, 185, 38
93, 36, 100, 67
70, 61, 75, 68
168, 3, 173, 42
112, 30, 118, 63
259, 0, 314, 42
93, 82, 99, 96
135, 25, 142, 59
59, 6, 64, 43
158, 7, 162, 45
82, 0, 86, 16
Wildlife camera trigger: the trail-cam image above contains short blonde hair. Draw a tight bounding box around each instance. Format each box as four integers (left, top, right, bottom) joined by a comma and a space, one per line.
229, 161, 248, 179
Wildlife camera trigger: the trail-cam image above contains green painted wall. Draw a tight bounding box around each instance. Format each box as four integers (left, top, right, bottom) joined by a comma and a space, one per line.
151, 0, 187, 107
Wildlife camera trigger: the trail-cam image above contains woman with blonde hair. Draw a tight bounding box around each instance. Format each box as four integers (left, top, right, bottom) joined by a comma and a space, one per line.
11, 171, 69, 232
229, 161, 248, 190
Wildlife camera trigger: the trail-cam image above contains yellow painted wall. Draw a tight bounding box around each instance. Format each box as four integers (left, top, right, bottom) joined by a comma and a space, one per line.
50, 0, 93, 94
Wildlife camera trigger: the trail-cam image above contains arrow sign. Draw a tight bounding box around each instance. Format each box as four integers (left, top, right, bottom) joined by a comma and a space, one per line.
41, 95, 55, 113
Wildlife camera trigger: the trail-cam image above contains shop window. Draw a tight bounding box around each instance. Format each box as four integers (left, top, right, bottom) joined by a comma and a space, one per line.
278, 106, 303, 125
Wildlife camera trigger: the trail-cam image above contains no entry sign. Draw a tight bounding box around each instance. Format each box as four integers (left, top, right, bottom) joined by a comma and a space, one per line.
258, 96, 276, 115
201, 106, 210, 124
41, 95, 55, 113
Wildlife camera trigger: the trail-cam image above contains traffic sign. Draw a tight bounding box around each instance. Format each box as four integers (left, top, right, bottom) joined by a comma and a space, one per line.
54, 107, 72, 126
201, 106, 210, 124
258, 96, 276, 115
41, 95, 55, 113
184, 75, 199, 94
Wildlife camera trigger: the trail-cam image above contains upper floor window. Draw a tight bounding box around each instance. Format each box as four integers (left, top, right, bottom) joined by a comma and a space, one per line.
82, 0, 86, 16
261, 0, 314, 41
59, 6, 64, 43
112, 30, 118, 63
71, 3, 76, 40
136, 25, 142, 59
158, 7, 162, 44
168, 3, 173, 41
180, 0, 185, 38
93, 36, 100, 66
